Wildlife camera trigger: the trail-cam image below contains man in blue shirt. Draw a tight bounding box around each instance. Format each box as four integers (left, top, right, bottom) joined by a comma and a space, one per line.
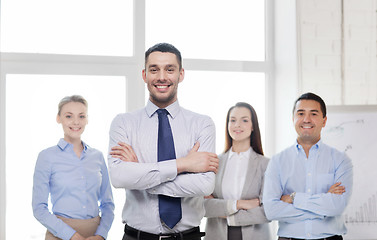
263, 92, 353, 240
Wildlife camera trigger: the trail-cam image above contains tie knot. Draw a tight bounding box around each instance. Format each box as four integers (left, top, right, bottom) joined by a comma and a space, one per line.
157, 109, 169, 116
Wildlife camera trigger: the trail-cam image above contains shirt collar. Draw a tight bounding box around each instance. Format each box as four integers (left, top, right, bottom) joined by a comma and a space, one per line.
57, 138, 89, 152
229, 147, 252, 159
145, 99, 180, 118
295, 139, 322, 153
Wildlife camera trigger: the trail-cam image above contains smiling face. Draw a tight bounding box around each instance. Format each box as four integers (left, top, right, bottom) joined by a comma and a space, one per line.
293, 99, 327, 146
228, 106, 253, 146
56, 101, 88, 143
142, 51, 184, 108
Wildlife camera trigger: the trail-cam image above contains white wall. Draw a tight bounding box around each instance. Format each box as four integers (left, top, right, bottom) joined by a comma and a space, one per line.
274, 0, 299, 153
274, 0, 377, 155
298, 0, 377, 105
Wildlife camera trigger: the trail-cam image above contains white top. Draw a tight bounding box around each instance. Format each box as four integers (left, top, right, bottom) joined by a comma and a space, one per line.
222, 147, 251, 213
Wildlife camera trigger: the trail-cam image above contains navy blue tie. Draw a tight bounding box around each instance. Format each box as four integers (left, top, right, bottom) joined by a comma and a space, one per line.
156, 109, 182, 228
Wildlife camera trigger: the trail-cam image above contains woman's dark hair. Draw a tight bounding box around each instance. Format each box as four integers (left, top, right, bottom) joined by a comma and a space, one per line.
224, 102, 264, 155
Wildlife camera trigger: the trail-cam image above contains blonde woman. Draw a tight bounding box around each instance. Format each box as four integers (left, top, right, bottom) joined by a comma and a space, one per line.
32, 95, 114, 240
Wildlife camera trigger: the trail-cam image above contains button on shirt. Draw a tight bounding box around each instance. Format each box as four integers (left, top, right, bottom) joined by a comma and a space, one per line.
32, 139, 115, 240
108, 100, 216, 234
263, 140, 353, 239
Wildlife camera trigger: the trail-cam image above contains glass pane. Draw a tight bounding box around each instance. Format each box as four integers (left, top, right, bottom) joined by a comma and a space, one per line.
6, 74, 126, 239
0, 0, 133, 56
146, 0, 265, 61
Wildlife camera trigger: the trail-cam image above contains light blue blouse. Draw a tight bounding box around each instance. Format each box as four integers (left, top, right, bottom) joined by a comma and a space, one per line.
32, 138, 114, 240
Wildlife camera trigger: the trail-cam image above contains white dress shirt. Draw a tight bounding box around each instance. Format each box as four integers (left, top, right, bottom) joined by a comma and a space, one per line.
222, 147, 251, 217
108, 100, 216, 234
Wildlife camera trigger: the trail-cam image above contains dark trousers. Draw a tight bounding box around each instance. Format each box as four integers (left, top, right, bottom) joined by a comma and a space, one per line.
122, 225, 204, 240
122, 232, 203, 240
122, 233, 137, 240
227, 226, 242, 240
278, 235, 343, 240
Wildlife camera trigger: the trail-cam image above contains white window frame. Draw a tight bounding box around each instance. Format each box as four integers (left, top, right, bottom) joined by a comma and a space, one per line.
0, 1, 274, 239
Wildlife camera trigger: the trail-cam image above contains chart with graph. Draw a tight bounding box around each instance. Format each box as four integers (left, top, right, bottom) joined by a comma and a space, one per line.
322, 105, 377, 240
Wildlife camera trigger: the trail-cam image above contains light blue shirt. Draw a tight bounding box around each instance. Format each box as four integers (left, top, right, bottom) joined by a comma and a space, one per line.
32, 139, 115, 240
263, 140, 353, 239
108, 100, 216, 234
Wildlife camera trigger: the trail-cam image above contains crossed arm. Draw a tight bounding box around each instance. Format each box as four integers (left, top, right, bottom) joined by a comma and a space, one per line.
110, 141, 219, 174
280, 182, 345, 204
109, 141, 219, 197
204, 194, 268, 227
107, 112, 220, 198
263, 154, 353, 222
204, 195, 260, 213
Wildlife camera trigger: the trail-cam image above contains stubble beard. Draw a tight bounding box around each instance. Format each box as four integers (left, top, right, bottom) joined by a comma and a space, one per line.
149, 85, 178, 107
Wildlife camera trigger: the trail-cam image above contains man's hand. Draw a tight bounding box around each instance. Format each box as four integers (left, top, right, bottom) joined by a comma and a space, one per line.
328, 182, 345, 195
280, 194, 293, 204
110, 142, 138, 162
176, 142, 219, 174
237, 198, 260, 210
204, 194, 214, 199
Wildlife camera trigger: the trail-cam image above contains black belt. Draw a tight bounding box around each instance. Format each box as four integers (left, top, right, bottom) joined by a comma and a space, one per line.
124, 225, 205, 240
278, 235, 342, 240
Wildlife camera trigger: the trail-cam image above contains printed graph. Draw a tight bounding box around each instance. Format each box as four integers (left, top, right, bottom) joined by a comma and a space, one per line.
344, 193, 377, 223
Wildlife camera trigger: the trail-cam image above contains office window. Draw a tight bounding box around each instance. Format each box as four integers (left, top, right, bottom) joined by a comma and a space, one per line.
5, 74, 126, 239
1, 0, 271, 238
146, 0, 267, 152
0, 0, 133, 56
146, 0, 265, 61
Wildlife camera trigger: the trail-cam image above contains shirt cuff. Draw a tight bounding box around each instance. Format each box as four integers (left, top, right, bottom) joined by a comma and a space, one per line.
231, 200, 238, 213
56, 228, 76, 240
292, 192, 307, 210
226, 200, 239, 226
158, 160, 178, 183
226, 200, 238, 215
95, 227, 107, 240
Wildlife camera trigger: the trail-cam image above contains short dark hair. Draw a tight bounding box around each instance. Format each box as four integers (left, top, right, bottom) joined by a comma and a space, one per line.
293, 92, 327, 117
145, 43, 182, 70
224, 102, 264, 155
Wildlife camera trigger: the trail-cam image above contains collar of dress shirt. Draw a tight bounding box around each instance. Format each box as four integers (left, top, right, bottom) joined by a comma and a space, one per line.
295, 139, 322, 154
229, 146, 252, 160
57, 138, 89, 152
145, 99, 180, 119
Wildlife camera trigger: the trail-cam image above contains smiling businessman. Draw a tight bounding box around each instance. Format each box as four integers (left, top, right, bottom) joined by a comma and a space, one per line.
107, 43, 219, 240
263, 92, 353, 240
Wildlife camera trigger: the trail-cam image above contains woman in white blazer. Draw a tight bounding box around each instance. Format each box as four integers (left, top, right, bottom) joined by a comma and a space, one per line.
204, 102, 270, 240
